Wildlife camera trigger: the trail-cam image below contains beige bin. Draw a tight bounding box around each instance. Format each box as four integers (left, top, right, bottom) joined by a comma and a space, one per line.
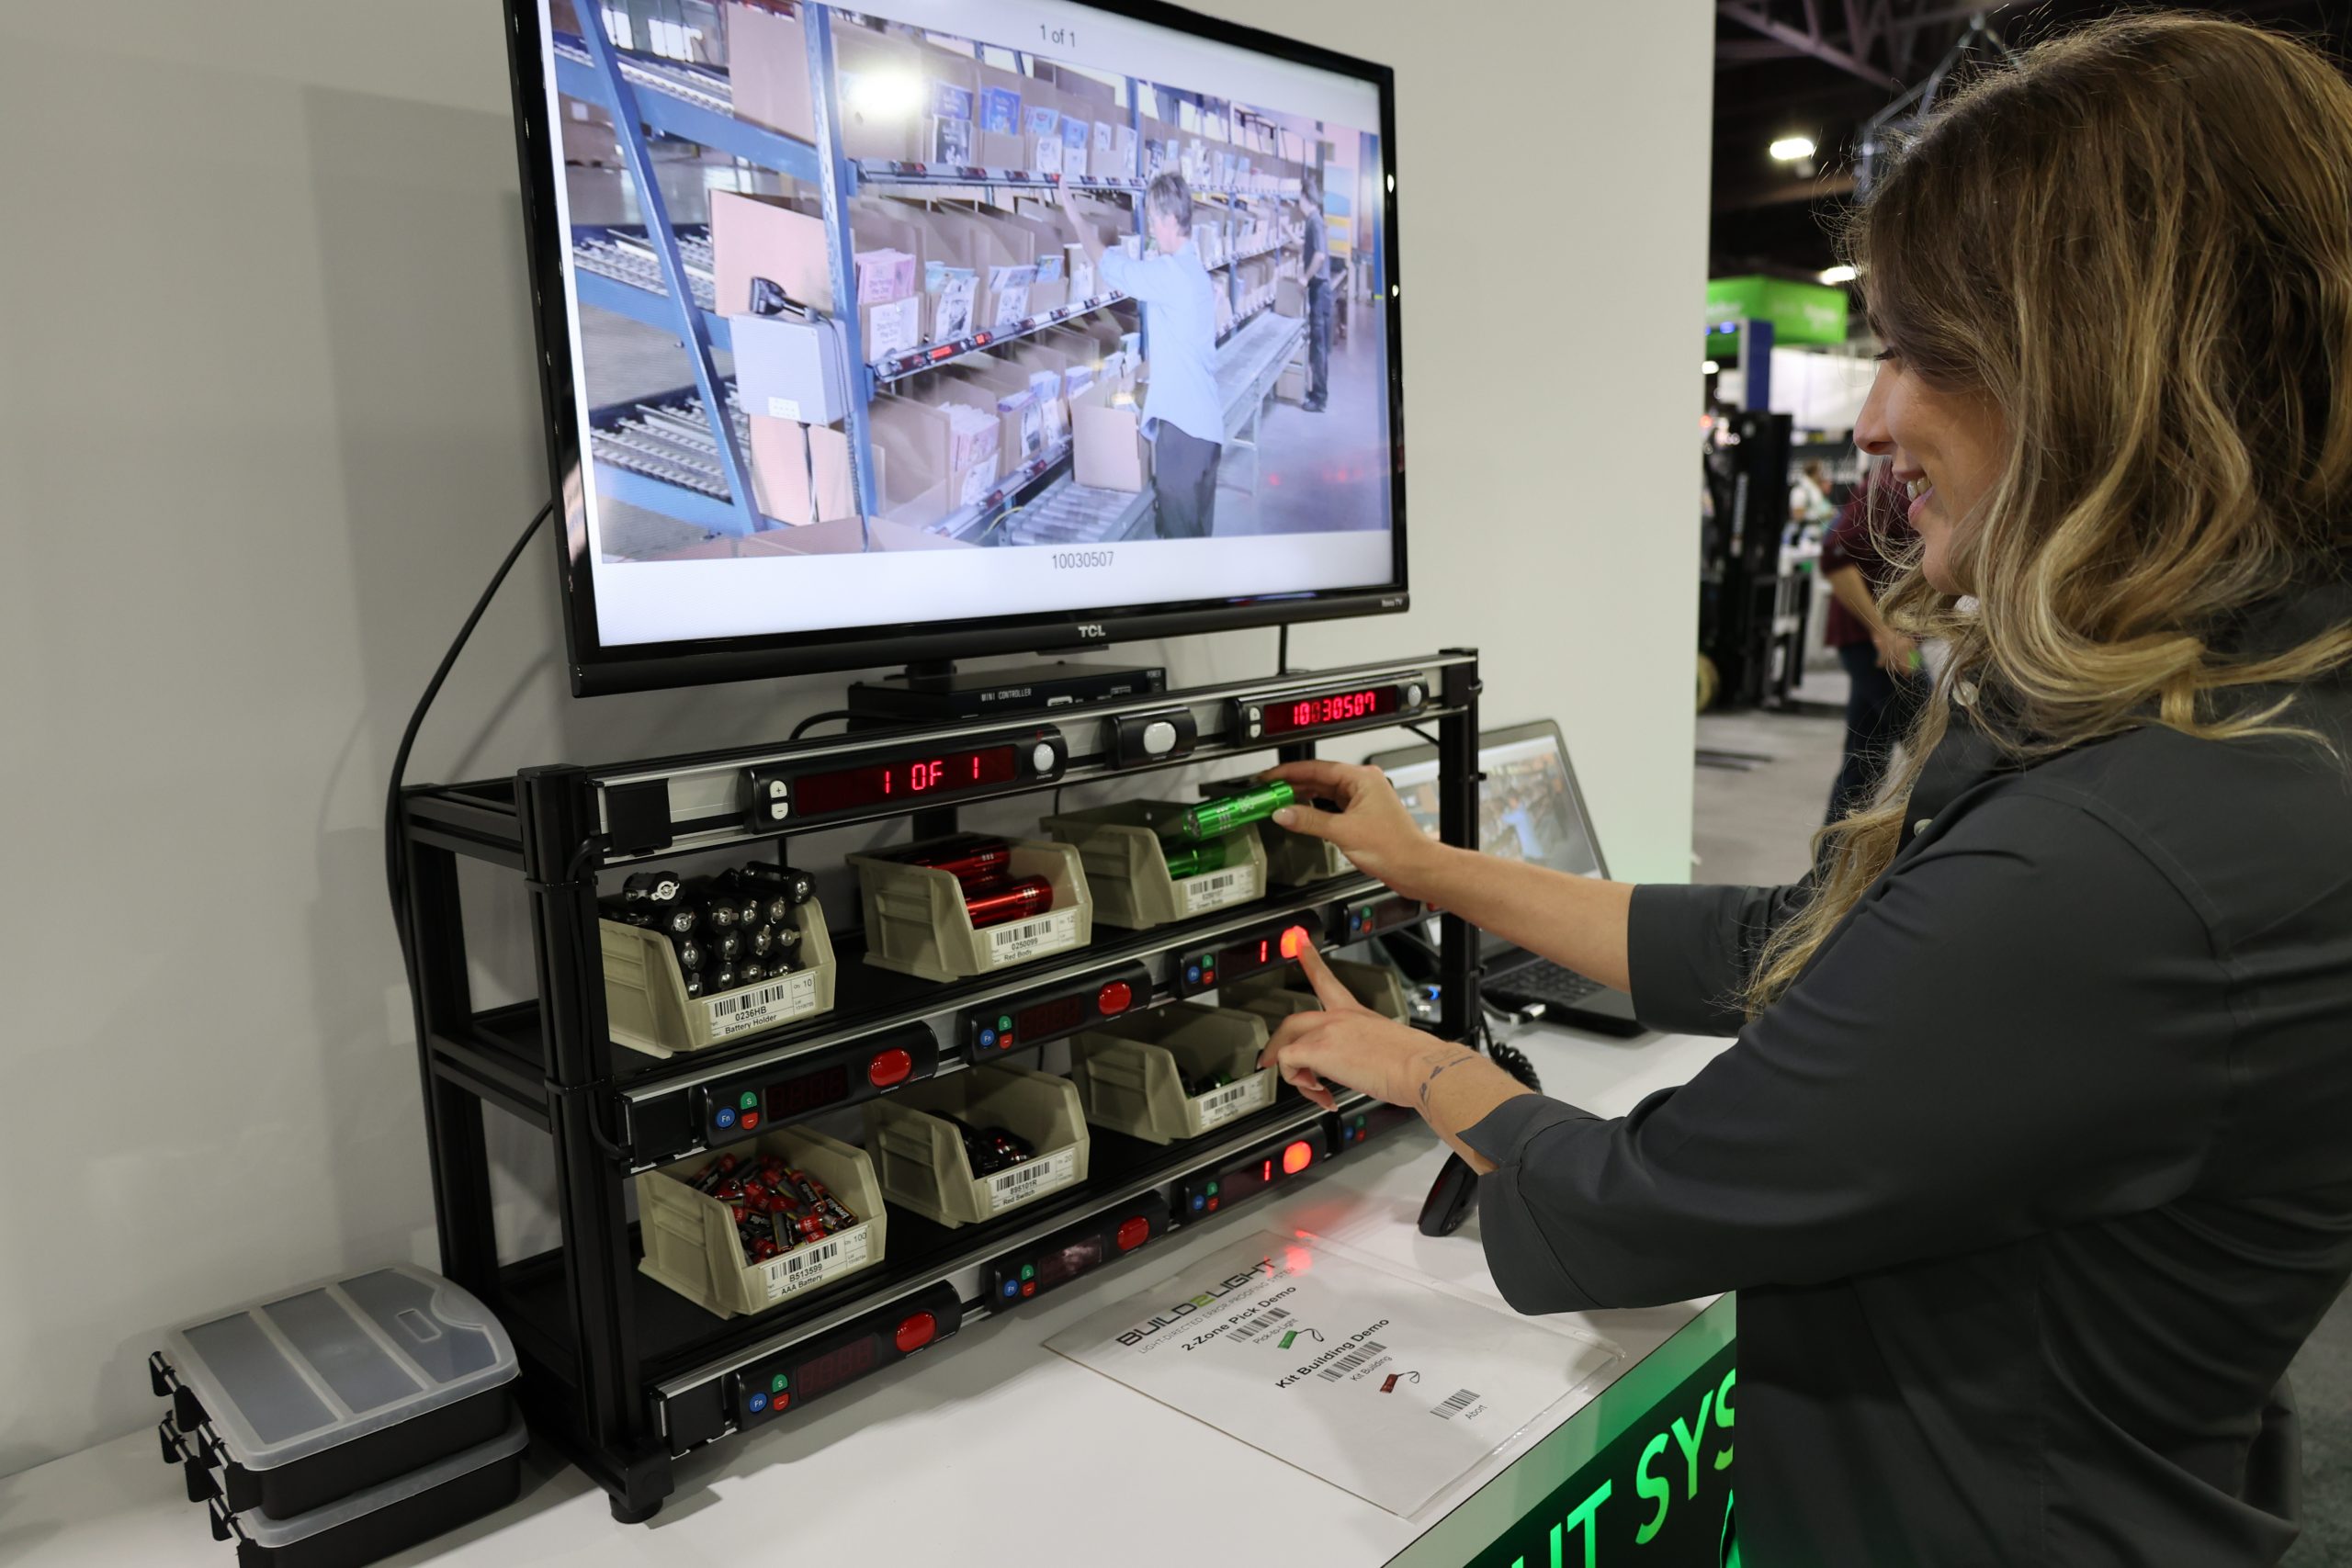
847, 839, 1092, 983
863, 1064, 1091, 1227
1040, 800, 1268, 930
635, 1126, 885, 1319
600, 897, 836, 1057
1224, 957, 1414, 1025
1070, 1002, 1277, 1145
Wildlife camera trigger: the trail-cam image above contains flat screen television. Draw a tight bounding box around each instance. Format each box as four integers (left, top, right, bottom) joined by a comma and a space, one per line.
504, 0, 1405, 694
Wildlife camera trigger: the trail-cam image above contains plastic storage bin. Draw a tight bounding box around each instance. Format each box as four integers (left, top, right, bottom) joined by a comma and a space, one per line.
863, 1063, 1090, 1226
1069, 1002, 1278, 1144
599, 896, 836, 1057
636, 1126, 887, 1319
149, 1265, 517, 1522
1224, 957, 1414, 1025
203, 1414, 527, 1568
1041, 799, 1267, 929
848, 838, 1092, 982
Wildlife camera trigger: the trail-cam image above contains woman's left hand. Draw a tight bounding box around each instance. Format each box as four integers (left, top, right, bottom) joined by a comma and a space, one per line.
1259, 944, 1446, 1111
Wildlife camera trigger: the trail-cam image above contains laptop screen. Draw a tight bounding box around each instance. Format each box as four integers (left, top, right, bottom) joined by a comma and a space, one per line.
1381, 729, 1604, 956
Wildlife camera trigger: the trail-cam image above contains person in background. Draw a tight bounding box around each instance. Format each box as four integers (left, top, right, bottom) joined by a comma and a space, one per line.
1821, 462, 1925, 819
1790, 458, 1836, 530
1299, 169, 1332, 412
1057, 174, 1222, 538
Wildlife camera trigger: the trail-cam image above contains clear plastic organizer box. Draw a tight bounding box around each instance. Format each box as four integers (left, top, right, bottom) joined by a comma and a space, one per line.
864, 1063, 1091, 1226
1070, 1002, 1279, 1144
636, 1126, 887, 1319
599, 897, 837, 1057
1041, 799, 1268, 929
847, 838, 1092, 982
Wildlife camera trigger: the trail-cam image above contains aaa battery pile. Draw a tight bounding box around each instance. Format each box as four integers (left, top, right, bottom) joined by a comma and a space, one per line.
601, 860, 815, 998
945, 1117, 1035, 1176
689, 1152, 859, 1264
899, 836, 1056, 930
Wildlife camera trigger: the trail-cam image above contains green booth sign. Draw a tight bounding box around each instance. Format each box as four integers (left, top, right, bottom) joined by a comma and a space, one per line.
1706, 276, 1849, 348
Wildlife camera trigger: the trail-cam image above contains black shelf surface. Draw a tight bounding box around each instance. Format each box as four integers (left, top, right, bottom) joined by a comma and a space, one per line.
493, 1094, 1353, 1395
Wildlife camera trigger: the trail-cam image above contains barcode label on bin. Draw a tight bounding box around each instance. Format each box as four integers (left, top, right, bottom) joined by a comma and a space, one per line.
985, 1145, 1078, 1211
706, 970, 820, 1040
1193, 1072, 1272, 1131
1430, 1388, 1483, 1419
1227, 1306, 1292, 1343
1181, 864, 1261, 914
1317, 1341, 1387, 1382
985, 907, 1080, 968
760, 1225, 872, 1302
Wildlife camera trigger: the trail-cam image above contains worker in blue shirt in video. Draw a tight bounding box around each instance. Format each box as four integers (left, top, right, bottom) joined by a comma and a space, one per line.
1056, 173, 1223, 538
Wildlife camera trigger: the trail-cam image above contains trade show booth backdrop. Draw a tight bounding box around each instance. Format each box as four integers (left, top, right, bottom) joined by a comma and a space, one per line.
0, 0, 1713, 1472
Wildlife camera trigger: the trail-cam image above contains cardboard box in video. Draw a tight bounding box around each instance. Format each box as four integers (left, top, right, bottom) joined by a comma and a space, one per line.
1274, 276, 1307, 319
1070, 377, 1151, 493
748, 417, 858, 525
729, 7, 966, 163
916, 207, 1038, 330
709, 191, 834, 320
940, 358, 1048, 468
870, 392, 1002, 526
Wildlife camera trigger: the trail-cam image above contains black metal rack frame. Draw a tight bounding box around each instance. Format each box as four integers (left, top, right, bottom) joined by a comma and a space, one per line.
397, 649, 1483, 1521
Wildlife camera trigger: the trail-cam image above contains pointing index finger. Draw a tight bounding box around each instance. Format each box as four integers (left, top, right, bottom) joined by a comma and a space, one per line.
1291, 940, 1367, 1014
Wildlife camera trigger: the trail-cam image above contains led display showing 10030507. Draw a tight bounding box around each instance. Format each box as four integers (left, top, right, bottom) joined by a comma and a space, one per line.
1261, 685, 1402, 736
793, 746, 1020, 815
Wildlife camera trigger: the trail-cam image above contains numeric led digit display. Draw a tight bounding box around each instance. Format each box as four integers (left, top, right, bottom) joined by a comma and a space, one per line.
793, 746, 1020, 814
1261, 685, 1402, 736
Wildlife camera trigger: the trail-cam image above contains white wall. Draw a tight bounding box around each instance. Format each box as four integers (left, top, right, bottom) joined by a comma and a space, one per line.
0, 0, 1711, 1472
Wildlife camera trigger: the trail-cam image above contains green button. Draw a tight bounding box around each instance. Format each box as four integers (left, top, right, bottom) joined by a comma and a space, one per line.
1020, 1264, 1035, 1281
771, 1372, 789, 1394
1354, 1116, 1367, 1130
739, 1091, 759, 1111
1206, 1180, 1219, 1197
999, 1015, 1014, 1032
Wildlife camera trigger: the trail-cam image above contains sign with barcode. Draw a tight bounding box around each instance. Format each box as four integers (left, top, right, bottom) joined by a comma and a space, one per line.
1179, 862, 1261, 914
1430, 1388, 1483, 1419
985, 1145, 1078, 1211
705, 970, 820, 1040
759, 1224, 872, 1302
984, 906, 1080, 968
1192, 1071, 1272, 1132
1317, 1340, 1388, 1382
1227, 1306, 1292, 1343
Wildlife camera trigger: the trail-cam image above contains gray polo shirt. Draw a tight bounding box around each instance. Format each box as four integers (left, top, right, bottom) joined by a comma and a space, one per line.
1464, 583, 2352, 1565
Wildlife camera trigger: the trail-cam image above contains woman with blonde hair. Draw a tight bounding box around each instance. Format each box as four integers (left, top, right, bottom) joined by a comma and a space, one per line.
1257, 16, 2352, 1563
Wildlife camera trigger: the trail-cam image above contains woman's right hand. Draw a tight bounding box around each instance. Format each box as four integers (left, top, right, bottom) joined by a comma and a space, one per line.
1259, 761, 1449, 902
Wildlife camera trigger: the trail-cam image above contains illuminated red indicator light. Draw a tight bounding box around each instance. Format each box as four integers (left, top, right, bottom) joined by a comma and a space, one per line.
1282, 1141, 1315, 1177
1097, 981, 1134, 1014
867, 1048, 913, 1088
894, 1313, 937, 1354
773, 1392, 791, 1412
740, 1111, 761, 1131
1021, 1280, 1035, 1297
1115, 1216, 1150, 1251
1279, 926, 1308, 960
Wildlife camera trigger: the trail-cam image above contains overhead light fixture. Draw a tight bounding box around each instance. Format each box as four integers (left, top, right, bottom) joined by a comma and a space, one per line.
1770, 135, 1816, 163
1818, 264, 1857, 285
1702, 360, 1722, 376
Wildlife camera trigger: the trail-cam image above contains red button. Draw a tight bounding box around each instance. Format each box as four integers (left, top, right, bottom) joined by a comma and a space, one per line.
1282, 1140, 1314, 1176
773, 1392, 790, 1412
1097, 981, 1134, 1014
868, 1048, 913, 1088
740, 1111, 761, 1131
1279, 925, 1308, 960
1021, 1280, 1036, 1297
1206, 1197, 1219, 1212
1115, 1216, 1150, 1251
894, 1312, 937, 1354
1200, 969, 1216, 986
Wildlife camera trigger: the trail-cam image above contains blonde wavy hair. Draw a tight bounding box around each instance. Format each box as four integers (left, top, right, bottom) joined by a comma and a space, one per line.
1746, 14, 2352, 1014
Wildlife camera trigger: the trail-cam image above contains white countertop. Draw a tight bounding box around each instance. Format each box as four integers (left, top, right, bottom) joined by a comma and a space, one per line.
2, 1025, 1734, 1568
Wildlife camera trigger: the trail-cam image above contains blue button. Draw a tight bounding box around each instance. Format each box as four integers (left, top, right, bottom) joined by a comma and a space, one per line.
1191, 1193, 1206, 1213
715, 1108, 737, 1130
1186, 964, 1202, 985
979, 1028, 997, 1049
748, 1392, 769, 1414
1002, 1280, 1020, 1298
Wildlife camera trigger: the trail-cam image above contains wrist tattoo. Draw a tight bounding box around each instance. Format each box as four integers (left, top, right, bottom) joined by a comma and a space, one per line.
1417, 1050, 1481, 1110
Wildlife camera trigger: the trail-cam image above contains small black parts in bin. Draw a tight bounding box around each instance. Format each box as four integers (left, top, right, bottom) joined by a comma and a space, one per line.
622, 869, 684, 906
734, 862, 818, 907
684, 972, 706, 998
1182, 1070, 1237, 1098
711, 926, 743, 963
599, 897, 654, 930
150, 1264, 523, 1568
684, 880, 740, 934
693, 1153, 862, 1264
947, 1116, 1035, 1175
671, 936, 705, 973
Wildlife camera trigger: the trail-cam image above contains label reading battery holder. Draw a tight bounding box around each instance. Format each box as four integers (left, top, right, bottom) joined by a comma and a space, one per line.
1193, 1073, 1272, 1131
987, 1145, 1078, 1211
705, 971, 820, 1039
986, 907, 1080, 968
761, 1224, 872, 1302
1181, 863, 1261, 915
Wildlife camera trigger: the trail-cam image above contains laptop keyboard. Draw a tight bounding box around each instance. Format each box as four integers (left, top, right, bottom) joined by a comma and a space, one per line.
1491, 961, 1606, 1006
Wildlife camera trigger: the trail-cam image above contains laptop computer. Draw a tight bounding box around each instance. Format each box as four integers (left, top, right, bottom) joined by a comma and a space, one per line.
1369, 720, 1646, 1038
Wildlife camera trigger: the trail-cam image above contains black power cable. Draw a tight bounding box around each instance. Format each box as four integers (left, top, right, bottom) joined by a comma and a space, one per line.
383, 502, 552, 971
